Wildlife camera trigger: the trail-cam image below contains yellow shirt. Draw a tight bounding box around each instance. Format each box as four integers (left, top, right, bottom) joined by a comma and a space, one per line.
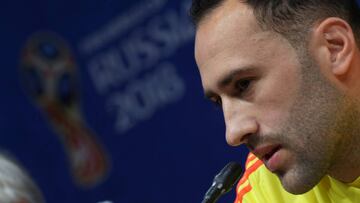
235, 153, 360, 203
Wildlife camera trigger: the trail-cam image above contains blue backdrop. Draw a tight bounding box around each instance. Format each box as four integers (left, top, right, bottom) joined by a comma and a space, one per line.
1, 0, 248, 203
5, 0, 359, 202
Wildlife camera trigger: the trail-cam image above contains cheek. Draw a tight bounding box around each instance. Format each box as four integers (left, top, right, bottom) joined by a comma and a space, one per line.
255, 68, 301, 133
257, 107, 292, 134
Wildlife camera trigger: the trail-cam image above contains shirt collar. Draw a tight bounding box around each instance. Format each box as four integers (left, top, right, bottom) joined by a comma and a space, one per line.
348, 176, 360, 187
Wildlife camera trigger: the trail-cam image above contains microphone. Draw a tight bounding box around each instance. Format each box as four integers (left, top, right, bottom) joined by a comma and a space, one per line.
201, 162, 243, 203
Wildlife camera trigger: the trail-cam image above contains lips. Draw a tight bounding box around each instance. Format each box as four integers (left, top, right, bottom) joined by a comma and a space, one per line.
253, 144, 280, 160
252, 144, 282, 171
264, 146, 281, 161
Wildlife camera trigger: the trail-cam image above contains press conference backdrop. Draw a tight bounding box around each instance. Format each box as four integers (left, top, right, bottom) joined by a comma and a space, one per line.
4, 1, 360, 202
0, 0, 248, 202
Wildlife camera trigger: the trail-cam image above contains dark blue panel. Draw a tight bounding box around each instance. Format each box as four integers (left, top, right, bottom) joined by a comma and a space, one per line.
0, 0, 256, 203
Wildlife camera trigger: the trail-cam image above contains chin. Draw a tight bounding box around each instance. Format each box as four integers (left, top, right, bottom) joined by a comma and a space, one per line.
281, 180, 315, 195
277, 168, 323, 195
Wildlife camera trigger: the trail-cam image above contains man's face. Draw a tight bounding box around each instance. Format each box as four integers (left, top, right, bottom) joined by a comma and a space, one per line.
195, 0, 350, 194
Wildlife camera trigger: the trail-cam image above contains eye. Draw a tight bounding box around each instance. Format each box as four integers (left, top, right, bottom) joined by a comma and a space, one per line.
211, 96, 222, 108
234, 78, 254, 97
208, 95, 222, 108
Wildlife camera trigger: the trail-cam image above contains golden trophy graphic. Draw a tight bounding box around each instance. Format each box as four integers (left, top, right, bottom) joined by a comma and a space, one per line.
19, 32, 109, 187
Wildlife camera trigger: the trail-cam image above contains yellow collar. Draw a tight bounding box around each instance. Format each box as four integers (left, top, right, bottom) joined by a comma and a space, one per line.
348, 176, 360, 187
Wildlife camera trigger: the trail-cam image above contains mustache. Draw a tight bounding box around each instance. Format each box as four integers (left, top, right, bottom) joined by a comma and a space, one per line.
246, 133, 289, 151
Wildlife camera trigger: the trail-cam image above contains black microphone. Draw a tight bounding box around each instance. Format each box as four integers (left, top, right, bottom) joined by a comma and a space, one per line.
201, 162, 243, 203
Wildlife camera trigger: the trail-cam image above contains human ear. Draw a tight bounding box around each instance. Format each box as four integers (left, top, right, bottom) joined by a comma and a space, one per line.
310, 17, 356, 77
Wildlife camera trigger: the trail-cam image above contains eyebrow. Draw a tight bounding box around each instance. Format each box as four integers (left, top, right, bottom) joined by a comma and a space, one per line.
204, 66, 256, 100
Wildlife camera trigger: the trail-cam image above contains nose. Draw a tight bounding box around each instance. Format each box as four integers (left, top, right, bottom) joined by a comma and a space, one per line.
222, 98, 259, 146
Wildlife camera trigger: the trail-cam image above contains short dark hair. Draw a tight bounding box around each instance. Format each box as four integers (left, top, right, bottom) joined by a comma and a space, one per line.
190, 0, 224, 27
190, 0, 360, 45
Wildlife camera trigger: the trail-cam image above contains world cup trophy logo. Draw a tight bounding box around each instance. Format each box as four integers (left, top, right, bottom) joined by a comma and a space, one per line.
19, 32, 109, 188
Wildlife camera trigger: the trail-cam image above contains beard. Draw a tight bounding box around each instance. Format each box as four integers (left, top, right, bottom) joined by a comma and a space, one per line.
257, 49, 358, 194
277, 58, 343, 194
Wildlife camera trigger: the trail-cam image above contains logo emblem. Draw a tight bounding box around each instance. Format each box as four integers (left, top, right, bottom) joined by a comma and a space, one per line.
20, 31, 109, 187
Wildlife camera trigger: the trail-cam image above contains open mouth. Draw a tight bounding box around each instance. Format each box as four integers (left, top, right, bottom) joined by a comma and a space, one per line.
263, 145, 282, 161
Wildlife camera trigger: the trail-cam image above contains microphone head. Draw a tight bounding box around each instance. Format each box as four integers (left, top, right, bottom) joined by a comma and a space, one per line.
214, 162, 243, 193
202, 162, 243, 203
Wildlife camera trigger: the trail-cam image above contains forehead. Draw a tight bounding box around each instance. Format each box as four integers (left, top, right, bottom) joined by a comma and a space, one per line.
195, 0, 258, 59
194, 0, 302, 99
194, 0, 276, 84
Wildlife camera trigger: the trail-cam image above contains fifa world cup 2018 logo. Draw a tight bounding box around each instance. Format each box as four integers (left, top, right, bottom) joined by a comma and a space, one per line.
19, 32, 109, 188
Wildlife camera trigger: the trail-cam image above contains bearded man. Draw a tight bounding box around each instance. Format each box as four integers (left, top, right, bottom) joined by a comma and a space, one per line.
191, 0, 360, 202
